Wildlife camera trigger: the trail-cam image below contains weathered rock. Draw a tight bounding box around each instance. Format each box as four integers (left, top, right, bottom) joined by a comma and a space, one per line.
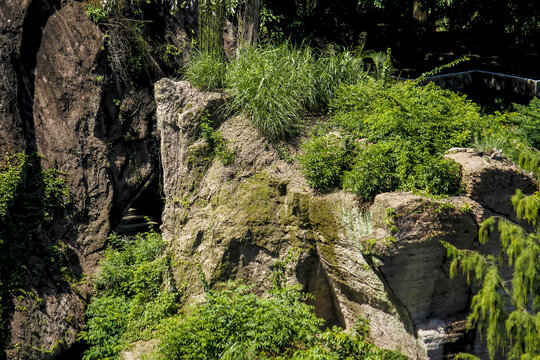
155, 80, 426, 359
155, 81, 537, 360
1, 1, 162, 358
445, 151, 537, 219
0, 0, 35, 153
368, 192, 480, 358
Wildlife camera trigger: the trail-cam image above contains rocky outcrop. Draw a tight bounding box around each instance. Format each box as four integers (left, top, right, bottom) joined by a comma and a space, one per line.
365, 152, 536, 359
155, 80, 537, 360
0, 1, 165, 358
156, 80, 428, 359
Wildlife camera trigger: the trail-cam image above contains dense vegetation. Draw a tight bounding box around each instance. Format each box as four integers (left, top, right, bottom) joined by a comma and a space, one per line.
299, 79, 510, 200
79, 230, 180, 360
158, 283, 405, 360
0, 153, 70, 356
81, 232, 406, 359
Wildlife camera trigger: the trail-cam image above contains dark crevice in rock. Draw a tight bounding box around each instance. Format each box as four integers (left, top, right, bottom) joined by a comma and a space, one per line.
113, 172, 165, 235
16, 0, 61, 151
305, 257, 346, 329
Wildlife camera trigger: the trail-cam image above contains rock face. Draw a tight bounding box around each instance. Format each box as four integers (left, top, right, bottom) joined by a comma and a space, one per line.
0, 1, 164, 358
155, 80, 537, 360
155, 80, 426, 358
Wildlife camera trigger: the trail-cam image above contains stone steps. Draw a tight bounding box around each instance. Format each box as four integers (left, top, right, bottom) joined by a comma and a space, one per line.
114, 208, 159, 235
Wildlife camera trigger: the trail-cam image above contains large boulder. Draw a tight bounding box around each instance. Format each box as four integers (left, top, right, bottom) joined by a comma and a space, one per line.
155, 80, 426, 359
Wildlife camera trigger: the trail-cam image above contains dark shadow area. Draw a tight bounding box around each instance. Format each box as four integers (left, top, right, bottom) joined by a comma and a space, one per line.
52, 340, 87, 360
113, 174, 165, 235
15, 0, 61, 152
0, 153, 82, 359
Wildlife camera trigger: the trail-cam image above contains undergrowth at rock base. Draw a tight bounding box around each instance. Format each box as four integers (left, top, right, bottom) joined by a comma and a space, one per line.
79, 230, 180, 360
158, 282, 406, 360
82, 231, 406, 360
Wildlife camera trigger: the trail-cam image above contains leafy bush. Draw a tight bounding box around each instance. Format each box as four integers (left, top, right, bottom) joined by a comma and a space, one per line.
184, 52, 227, 91
300, 78, 515, 200
342, 142, 398, 201
158, 281, 406, 360
330, 79, 486, 150
410, 156, 462, 195
511, 96, 540, 149
80, 230, 180, 360
297, 131, 355, 193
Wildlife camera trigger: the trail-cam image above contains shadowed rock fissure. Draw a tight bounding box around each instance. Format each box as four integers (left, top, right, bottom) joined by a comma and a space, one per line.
114, 174, 165, 235
16, 0, 61, 151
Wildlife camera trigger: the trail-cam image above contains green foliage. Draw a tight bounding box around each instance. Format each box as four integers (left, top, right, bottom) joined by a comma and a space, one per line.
442, 149, 540, 359
342, 141, 398, 200
330, 79, 485, 151
297, 131, 355, 193
0, 153, 25, 218
86, 3, 109, 23
225, 42, 366, 140
0, 153, 70, 356
158, 282, 320, 359
225, 43, 315, 140
511, 97, 540, 149
80, 230, 180, 360
299, 78, 501, 199
408, 156, 462, 196
200, 112, 236, 165
158, 281, 406, 360
184, 51, 227, 90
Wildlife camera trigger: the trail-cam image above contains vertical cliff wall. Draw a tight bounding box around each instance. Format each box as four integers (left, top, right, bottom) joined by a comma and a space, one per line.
0, 1, 167, 358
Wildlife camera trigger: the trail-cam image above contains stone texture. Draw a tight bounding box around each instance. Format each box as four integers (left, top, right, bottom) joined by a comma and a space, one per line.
155, 80, 426, 359
1, 1, 162, 358
445, 151, 537, 219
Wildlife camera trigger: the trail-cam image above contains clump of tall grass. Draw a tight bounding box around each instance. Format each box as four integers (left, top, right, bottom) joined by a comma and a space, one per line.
184, 51, 227, 90
225, 43, 314, 139
225, 42, 366, 140
312, 44, 366, 108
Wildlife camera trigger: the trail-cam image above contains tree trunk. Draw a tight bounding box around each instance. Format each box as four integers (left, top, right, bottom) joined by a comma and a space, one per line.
237, 0, 260, 46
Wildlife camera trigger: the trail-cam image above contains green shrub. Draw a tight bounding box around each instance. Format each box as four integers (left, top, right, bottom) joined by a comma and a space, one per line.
342, 142, 398, 201
511, 96, 540, 149
80, 230, 180, 360
184, 52, 227, 91
158, 281, 406, 360
410, 157, 462, 196
298, 131, 355, 193
330, 79, 486, 150
300, 78, 513, 200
